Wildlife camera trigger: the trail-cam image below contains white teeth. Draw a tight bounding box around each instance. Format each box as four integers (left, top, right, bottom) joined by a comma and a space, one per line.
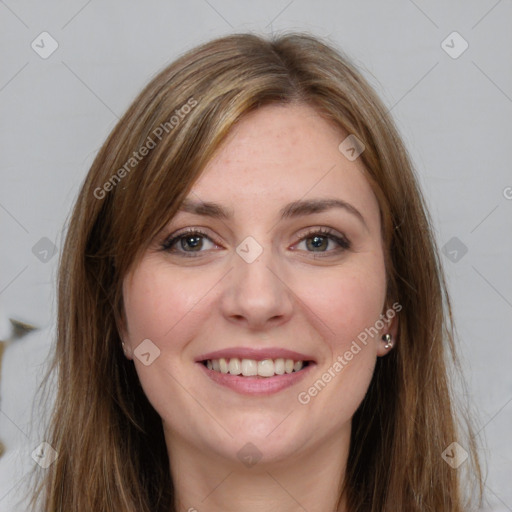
205, 357, 307, 377
219, 358, 229, 374
293, 360, 303, 372
274, 358, 285, 375
257, 359, 275, 377
228, 358, 241, 375
241, 358, 258, 376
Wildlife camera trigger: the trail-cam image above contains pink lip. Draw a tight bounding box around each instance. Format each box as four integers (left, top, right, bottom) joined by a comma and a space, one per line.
197, 361, 316, 396
195, 347, 316, 363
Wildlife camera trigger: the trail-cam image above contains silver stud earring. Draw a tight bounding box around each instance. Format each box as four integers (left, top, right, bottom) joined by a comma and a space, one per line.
382, 333, 393, 349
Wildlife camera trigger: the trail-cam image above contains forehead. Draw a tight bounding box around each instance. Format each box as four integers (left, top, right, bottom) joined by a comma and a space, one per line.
186, 103, 379, 224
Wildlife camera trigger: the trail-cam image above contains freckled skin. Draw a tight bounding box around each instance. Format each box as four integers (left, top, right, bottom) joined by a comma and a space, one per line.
121, 104, 397, 512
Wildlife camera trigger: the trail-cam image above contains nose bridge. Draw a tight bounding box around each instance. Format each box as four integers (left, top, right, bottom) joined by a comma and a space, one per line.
234, 238, 281, 297
221, 236, 293, 326
235, 247, 277, 291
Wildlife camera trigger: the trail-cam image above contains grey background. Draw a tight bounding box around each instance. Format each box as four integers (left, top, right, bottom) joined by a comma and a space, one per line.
1, 1, 511, 510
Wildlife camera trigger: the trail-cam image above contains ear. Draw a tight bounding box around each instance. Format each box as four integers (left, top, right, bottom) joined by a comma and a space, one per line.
121, 340, 133, 360
116, 310, 133, 361
376, 301, 401, 357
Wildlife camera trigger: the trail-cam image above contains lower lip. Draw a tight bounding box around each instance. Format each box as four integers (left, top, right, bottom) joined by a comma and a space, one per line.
197, 362, 315, 396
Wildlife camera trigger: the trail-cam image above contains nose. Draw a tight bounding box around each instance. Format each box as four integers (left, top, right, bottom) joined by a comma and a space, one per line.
219, 245, 294, 331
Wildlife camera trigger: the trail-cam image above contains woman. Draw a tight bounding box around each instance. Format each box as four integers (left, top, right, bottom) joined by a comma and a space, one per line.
27, 32, 482, 511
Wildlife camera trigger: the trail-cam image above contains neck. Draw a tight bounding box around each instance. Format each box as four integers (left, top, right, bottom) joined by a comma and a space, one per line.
166, 427, 350, 512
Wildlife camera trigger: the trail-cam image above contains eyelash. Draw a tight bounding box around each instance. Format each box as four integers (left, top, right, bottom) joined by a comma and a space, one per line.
160, 227, 351, 258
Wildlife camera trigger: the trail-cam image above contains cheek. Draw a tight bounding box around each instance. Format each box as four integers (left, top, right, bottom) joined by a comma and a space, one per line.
123, 261, 212, 345
291, 255, 386, 408
121, 264, 212, 422
294, 257, 387, 349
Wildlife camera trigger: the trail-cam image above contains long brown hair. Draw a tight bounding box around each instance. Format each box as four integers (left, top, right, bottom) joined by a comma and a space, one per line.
26, 32, 483, 511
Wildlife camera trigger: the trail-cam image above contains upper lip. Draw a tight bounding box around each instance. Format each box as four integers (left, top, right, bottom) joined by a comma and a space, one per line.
195, 347, 316, 363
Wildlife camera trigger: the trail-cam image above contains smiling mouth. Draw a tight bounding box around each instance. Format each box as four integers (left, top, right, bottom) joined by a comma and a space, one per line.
201, 357, 313, 378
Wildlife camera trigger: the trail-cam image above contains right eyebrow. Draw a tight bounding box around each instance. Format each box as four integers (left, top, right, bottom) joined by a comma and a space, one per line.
177, 198, 233, 220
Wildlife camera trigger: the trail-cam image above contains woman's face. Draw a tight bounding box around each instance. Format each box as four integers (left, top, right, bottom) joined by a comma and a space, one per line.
121, 103, 396, 468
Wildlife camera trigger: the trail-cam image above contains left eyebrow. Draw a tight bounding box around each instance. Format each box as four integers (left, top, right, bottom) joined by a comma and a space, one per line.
278, 198, 368, 230
177, 197, 368, 230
